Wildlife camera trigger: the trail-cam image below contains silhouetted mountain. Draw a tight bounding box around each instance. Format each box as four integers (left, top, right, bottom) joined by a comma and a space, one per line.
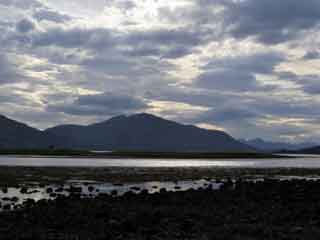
240, 138, 316, 152
281, 146, 320, 154
45, 113, 254, 152
0, 115, 63, 149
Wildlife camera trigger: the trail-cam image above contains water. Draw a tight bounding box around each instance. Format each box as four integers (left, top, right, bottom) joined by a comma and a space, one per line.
0, 154, 320, 168
0, 179, 222, 209
1, 154, 320, 210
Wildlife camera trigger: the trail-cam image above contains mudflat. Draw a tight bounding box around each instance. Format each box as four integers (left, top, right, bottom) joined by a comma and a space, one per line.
1, 178, 320, 239
1, 166, 320, 186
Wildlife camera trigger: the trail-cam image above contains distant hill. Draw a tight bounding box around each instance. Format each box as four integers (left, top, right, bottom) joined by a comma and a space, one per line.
281, 146, 320, 155
45, 113, 254, 153
0, 115, 63, 149
240, 138, 316, 152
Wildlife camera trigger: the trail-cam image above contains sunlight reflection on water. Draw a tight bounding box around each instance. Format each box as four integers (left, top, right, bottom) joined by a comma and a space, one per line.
0, 155, 320, 168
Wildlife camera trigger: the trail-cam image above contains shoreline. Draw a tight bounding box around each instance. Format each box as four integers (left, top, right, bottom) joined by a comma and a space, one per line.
1, 165, 320, 187
0, 150, 291, 159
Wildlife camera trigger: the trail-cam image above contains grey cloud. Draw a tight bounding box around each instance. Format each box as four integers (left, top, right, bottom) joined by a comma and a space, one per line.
0, 54, 24, 84
303, 51, 320, 60
158, 0, 320, 44
196, 69, 258, 91
81, 56, 135, 75
31, 27, 201, 60
162, 46, 193, 59
124, 47, 161, 57
0, 90, 41, 108
303, 83, 320, 94
32, 28, 116, 49
145, 87, 226, 108
204, 52, 284, 74
277, 71, 320, 95
124, 45, 192, 59
47, 93, 148, 116
123, 28, 205, 59
16, 19, 35, 33
250, 98, 320, 117
105, 0, 136, 11
0, 0, 42, 9
33, 9, 71, 23
126, 28, 202, 46
223, 0, 320, 44
196, 108, 260, 124
2, 0, 320, 142
196, 52, 284, 92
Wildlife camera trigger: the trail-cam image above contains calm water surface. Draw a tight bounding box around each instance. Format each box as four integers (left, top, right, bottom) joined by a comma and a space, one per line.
0, 154, 319, 168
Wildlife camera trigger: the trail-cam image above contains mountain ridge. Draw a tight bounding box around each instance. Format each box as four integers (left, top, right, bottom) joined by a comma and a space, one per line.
0, 115, 63, 149
0, 113, 253, 152
45, 113, 254, 152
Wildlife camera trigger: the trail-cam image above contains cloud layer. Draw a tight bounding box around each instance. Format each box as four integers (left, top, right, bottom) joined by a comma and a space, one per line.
1, 0, 320, 142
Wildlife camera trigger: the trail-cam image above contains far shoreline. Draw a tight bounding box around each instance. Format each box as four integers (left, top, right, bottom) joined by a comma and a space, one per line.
0, 149, 293, 159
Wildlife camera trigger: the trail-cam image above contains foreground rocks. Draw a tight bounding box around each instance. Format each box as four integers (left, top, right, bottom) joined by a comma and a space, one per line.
1, 179, 320, 239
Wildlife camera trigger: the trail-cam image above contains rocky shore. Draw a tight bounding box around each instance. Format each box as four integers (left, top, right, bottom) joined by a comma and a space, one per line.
1, 178, 320, 239
1, 166, 320, 187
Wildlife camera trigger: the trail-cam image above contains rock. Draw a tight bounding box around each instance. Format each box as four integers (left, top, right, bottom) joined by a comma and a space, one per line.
46, 187, 53, 194
20, 187, 28, 194
130, 186, 141, 191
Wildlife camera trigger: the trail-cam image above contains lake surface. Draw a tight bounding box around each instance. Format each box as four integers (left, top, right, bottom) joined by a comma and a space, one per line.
0, 154, 320, 168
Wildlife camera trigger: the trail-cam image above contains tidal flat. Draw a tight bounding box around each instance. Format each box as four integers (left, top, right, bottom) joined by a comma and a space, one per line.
1, 178, 320, 239
1, 166, 320, 187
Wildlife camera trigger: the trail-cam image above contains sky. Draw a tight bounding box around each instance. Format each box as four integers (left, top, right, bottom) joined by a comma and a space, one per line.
1, 0, 320, 143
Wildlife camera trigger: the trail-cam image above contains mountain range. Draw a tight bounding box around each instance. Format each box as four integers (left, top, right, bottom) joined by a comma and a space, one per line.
0, 113, 253, 152
0, 115, 61, 149
240, 138, 317, 152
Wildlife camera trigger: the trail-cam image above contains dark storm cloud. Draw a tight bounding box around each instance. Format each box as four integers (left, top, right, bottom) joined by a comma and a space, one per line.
47, 93, 148, 116
196, 52, 284, 92
33, 9, 71, 23
16, 19, 35, 33
221, 0, 320, 44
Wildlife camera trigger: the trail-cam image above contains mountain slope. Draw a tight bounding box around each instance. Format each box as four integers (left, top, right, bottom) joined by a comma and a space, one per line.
0, 115, 64, 149
45, 113, 254, 152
